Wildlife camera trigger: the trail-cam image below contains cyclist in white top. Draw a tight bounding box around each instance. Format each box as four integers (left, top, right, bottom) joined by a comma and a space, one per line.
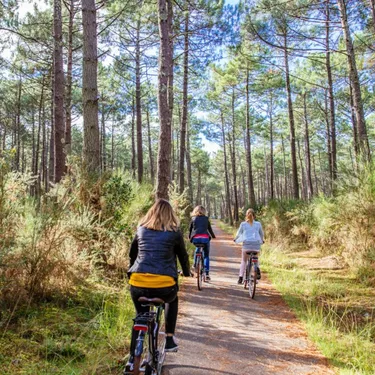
234, 208, 264, 284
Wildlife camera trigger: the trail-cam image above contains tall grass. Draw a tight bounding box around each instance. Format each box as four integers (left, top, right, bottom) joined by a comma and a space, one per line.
261, 166, 375, 285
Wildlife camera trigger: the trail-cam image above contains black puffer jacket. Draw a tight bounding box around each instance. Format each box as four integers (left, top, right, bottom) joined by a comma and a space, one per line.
128, 226, 190, 280
189, 215, 216, 241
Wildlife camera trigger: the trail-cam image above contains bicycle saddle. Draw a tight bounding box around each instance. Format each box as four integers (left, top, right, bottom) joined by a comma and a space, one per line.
138, 297, 165, 305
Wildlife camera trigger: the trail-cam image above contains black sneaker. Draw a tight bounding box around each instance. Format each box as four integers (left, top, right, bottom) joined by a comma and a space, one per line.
205, 273, 210, 281
124, 356, 134, 374
257, 268, 261, 280
237, 276, 243, 284
165, 336, 178, 352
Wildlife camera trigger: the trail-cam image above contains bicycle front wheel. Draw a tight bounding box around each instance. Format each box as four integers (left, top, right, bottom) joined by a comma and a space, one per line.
244, 259, 250, 290
156, 308, 166, 375
249, 262, 256, 299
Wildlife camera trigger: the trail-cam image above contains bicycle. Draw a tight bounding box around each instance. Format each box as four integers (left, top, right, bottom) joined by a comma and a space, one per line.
126, 297, 166, 375
194, 244, 206, 291
243, 251, 259, 299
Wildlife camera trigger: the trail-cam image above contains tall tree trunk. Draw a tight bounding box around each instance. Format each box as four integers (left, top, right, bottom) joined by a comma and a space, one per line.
82, 0, 100, 173
264, 147, 269, 202
131, 97, 136, 177
324, 91, 333, 189
231, 88, 239, 222
179, 9, 189, 194
221, 111, 233, 226
337, 0, 370, 160
297, 139, 306, 200
15, 80, 22, 172
49, 79, 55, 184
147, 108, 155, 182
186, 127, 193, 203
269, 91, 274, 200
283, 32, 299, 198
349, 79, 360, 157
156, 0, 173, 199
245, 64, 256, 207
135, 18, 143, 183
325, 0, 337, 180
111, 118, 115, 170
54, 0, 65, 182
281, 135, 288, 199
65, 0, 75, 157
303, 93, 313, 199
369, 0, 375, 34
196, 169, 201, 205
101, 99, 106, 171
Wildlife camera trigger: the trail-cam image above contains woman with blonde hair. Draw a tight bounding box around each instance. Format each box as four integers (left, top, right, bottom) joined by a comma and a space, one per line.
126, 199, 191, 371
189, 205, 216, 280
234, 208, 264, 284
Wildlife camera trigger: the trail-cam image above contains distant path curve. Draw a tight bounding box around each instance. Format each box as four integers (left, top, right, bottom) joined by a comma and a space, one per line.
162, 221, 335, 375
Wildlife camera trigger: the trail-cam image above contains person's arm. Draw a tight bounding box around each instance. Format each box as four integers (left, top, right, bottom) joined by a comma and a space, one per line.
175, 231, 191, 276
259, 222, 264, 243
129, 234, 139, 268
208, 219, 216, 238
234, 223, 243, 242
188, 219, 193, 240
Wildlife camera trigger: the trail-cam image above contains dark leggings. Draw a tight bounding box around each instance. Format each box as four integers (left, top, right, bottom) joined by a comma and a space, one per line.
129, 285, 178, 356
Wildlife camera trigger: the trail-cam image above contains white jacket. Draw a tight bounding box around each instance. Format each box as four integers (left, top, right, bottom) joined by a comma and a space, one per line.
234, 221, 264, 244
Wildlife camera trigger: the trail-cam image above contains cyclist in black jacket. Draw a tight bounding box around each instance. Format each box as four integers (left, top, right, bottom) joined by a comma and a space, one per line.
189, 205, 216, 280
126, 199, 191, 372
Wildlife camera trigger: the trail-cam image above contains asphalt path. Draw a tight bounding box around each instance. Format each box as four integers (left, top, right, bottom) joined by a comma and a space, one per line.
162, 222, 335, 375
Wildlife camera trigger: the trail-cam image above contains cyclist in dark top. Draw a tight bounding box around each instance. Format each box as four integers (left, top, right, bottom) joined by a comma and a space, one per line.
126, 199, 191, 372
189, 205, 216, 280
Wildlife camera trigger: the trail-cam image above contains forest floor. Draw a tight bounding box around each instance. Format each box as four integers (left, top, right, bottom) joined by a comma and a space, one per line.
162, 222, 336, 375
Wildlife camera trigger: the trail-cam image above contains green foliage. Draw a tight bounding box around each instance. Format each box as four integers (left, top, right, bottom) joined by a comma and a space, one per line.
260, 166, 375, 284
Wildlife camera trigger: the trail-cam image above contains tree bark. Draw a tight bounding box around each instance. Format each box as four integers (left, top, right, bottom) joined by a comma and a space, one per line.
156, 0, 174, 199
82, 0, 100, 173
179, 9, 189, 194
283, 32, 299, 199
337, 0, 370, 160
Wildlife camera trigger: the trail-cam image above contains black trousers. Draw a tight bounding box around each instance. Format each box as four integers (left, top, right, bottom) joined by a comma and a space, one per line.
130, 284, 178, 334
129, 285, 178, 357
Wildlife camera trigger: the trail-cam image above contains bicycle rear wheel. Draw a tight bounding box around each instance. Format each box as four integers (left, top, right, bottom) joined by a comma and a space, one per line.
196, 254, 202, 290
133, 331, 150, 375
249, 262, 256, 299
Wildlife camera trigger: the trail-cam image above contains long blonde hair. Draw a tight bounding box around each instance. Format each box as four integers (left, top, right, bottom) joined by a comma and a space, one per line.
246, 208, 255, 225
139, 199, 180, 231
191, 205, 206, 217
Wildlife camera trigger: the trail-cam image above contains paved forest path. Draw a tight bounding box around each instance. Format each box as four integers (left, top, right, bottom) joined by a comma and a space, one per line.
162, 222, 335, 375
